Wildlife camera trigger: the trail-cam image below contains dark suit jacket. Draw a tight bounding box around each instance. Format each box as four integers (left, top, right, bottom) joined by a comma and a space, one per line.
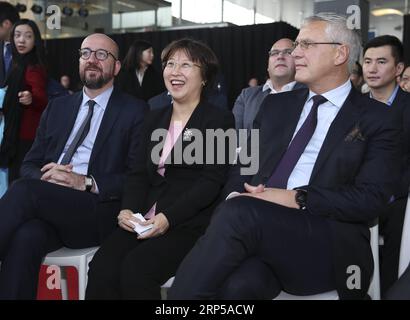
224, 88, 401, 299
121, 101, 235, 232
0, 41, 10, 88
232, 82, 306, 132
21, 87, 148, 238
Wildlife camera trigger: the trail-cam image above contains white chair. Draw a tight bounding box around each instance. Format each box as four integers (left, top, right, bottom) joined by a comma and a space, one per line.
398, 194, 410, 278
42, 246, 99, 300
160, 224, 381, 300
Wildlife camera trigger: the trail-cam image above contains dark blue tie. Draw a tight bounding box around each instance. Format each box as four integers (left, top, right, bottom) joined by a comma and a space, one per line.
4, 43, 12, 75
60, 100, 96, 165
266, 95, 328, 188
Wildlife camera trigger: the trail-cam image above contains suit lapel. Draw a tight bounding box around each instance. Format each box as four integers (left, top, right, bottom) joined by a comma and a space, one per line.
309, 88, 361, 181
88, 88, 122, 167
259, 89, 309, 181
54, 92, 83, 161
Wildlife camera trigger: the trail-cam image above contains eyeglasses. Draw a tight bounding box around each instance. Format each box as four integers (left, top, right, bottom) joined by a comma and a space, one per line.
292, 40, 342, 51
163, 60, 201, 71
268, 48, 293, 57
79, 48, 117, 61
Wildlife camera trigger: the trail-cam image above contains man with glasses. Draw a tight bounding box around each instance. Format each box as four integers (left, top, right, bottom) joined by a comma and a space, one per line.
0, 33, 147, 299
233, 38, 305, 134
169, 13, 400, 300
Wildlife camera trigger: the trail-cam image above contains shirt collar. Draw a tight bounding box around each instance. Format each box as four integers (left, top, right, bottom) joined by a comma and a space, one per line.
81, 85, 114, 111
386, 85, 399, 106
307, 79, 352, 109
369, 85, 399, 106
262, 79, 296, 93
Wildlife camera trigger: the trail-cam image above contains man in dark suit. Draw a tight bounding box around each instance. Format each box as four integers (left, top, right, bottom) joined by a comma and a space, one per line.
0, 33, 147, 299
168, 13, 400, 300
0, 2, 19, 88
362, 35, 410, 296
233, 38, 305, 133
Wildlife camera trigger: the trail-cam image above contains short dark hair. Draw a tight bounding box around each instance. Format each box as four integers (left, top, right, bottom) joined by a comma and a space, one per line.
161, 38, 219, 95
363, 35, 404, 64
0, 2, 20, 24
353, 61, 363, 77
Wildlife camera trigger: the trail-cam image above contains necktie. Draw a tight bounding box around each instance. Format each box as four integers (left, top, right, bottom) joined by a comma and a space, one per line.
4, 43, 12, 75
266, 95, 328, 188
60, 100, 96, 165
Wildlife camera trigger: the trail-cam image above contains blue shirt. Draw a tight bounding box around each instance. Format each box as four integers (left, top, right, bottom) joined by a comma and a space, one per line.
58, 86, 113, 175
369, 85, 399, 106
287, 80, 352, 190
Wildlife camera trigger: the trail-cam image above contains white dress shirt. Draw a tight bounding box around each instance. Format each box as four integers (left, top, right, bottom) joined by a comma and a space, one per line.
58, 86, 113, 176
287, 80, 352, 190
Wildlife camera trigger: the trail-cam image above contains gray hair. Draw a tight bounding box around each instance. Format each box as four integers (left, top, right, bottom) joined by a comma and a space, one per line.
302, 13, 362, 73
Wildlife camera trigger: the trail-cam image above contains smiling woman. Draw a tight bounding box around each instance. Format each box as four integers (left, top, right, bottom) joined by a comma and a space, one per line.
0, 19, 48, 183
85, 38, 235, 300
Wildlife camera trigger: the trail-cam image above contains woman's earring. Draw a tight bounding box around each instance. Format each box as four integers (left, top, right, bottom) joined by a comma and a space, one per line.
202, 81, 206, 87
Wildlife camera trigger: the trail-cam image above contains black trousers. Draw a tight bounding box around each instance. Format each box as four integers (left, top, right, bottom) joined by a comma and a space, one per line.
85, 226, 203, 300
168, 196, 336, 300
0, 178, 101, 299
379, 196, 408, 296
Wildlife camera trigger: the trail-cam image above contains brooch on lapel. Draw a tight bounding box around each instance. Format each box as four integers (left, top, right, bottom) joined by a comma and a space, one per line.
344, 125, 366, 142
183, 128, 193, 141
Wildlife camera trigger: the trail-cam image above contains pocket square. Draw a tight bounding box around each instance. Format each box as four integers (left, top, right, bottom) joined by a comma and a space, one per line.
344, 126, 366, 142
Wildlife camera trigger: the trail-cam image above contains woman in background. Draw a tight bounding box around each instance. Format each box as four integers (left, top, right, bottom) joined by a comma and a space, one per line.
0, 19, 47, 183
117, 39, 164, 102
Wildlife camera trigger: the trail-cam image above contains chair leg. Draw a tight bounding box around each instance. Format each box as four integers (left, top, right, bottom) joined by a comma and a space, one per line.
78, 257, 88, 300
60, 267, 68, 300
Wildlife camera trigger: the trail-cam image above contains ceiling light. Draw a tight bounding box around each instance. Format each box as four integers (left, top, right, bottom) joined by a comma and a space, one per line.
15, 3, 27, 13
78, 7, 89, 17
371, 8, 403, 17
62, 6, 74, 16
31, 4, 43, 14
117, 1, 136, 9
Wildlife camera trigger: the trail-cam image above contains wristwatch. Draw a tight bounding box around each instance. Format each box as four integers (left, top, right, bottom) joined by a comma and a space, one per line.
84, 175, 93, 192
294, 188, 307, 210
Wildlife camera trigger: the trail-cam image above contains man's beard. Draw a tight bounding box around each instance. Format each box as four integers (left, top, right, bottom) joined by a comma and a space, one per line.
80, 64, 113, 89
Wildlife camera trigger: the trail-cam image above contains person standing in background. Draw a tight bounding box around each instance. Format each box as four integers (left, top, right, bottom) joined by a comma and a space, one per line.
116, 40, 164, 102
